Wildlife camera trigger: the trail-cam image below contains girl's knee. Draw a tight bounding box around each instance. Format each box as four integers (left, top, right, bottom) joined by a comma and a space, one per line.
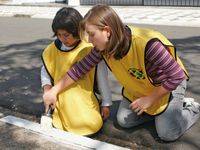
156, 121, 182, 141
116, 111, 140, 128
157, 129, 181, 141
116, 112, 130, 128
155, 109, 183, 141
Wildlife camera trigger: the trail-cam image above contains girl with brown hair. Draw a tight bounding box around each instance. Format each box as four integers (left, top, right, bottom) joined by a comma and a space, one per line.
43, 5, 200, 141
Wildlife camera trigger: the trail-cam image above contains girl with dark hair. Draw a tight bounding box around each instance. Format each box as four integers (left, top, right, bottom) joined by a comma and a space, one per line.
41, 7, 112, 136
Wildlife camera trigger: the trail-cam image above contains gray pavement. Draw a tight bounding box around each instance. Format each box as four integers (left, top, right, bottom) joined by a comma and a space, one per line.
0, 1, 200, 150
0, 1, 200, 27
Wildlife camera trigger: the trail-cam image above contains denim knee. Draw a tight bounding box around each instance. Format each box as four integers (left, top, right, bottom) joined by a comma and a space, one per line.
116, 112, 129, 128
156, 124, 182, 141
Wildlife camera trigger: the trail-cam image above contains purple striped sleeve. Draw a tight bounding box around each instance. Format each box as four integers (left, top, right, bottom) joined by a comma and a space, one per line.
146, 40, 185, 91
67, 48, 103, 81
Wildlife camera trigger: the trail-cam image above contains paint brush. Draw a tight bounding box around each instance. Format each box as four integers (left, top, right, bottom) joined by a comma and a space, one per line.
40, 107, 53, 129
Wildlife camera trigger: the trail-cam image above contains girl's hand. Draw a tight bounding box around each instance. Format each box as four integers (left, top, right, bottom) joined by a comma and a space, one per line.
101, 106, 110, 120
129, 96, 155, 115
129, 86, 170, 115
43, 87, 58, 113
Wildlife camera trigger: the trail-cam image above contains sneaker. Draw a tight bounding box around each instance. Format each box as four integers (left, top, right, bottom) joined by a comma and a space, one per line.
183, 97, 200, 112
183, 97, 194, 105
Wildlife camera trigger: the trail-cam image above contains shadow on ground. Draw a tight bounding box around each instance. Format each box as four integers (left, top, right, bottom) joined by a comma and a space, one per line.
0, 35, 200, 150
0, 38, 52, 116
171, 36, 200, 99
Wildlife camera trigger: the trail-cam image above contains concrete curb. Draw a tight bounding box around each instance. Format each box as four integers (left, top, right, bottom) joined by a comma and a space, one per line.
0, 115, 129, 150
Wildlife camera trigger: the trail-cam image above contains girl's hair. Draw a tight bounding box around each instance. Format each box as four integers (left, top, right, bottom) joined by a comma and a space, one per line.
52, 7, 83, 38
80, 4, 129, 60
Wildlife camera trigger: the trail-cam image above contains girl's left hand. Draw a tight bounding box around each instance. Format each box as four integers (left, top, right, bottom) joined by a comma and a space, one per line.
101, 106, 110, 120
129, 96, 155, 115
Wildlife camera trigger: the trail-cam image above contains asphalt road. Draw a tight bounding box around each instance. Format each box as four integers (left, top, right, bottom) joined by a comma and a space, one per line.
1, 16, 200, 115
0, 17, 52, 116
0, 16, 200, 149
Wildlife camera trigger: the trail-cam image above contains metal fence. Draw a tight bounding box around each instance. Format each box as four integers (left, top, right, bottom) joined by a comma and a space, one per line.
79, 0, 200, 6
80, 0, 143, 6
144, 0, 200, 6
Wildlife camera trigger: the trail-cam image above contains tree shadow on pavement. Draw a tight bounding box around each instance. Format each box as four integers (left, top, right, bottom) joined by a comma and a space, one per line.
171, 36, 200, 99
0, 35, 200, 150
0, 38, 53, 117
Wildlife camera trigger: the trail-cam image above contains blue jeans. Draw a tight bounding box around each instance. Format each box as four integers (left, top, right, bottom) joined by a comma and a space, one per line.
116, 80, 200, 141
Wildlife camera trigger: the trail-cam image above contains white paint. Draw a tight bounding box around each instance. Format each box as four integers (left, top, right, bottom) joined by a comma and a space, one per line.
0, 115, 129, 150
40, 115, 53, 129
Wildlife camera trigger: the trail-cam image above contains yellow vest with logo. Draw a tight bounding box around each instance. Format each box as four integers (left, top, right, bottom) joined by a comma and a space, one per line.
104, 26, 188, 115
42, 40, 102, 135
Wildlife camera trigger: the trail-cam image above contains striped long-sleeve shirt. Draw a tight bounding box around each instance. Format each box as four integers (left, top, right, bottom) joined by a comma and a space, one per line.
68, 40, 185, 91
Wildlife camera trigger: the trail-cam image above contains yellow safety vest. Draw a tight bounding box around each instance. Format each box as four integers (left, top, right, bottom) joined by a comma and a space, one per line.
104, 26, 188, 115
42, 40, 102, 135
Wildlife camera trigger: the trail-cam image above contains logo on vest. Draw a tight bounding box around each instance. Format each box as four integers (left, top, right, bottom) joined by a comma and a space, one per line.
128, 68, 145, 79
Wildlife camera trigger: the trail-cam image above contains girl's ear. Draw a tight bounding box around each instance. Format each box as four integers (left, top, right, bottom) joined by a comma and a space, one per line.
104, 26, 111, 39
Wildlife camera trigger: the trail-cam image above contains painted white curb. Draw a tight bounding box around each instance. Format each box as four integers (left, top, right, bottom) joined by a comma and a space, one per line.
0, 115, 129, 150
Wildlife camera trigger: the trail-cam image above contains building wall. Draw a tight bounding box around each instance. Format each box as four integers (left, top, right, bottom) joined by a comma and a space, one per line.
80, 0, 143, 6
144, 0, 200, 6
78, 0, 200, 6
